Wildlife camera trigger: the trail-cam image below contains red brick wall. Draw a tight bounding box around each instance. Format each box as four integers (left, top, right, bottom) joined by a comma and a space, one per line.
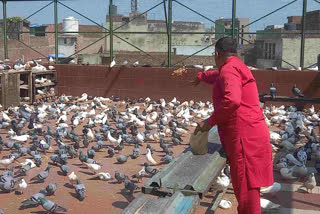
56, 65, 320, 105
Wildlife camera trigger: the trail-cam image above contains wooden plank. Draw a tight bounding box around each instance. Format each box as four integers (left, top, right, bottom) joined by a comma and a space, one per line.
209, 188, 228, 213
121, 194, 149, 214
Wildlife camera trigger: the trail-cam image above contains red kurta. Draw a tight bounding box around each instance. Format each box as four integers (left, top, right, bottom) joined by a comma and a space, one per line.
198, 57, 273, 213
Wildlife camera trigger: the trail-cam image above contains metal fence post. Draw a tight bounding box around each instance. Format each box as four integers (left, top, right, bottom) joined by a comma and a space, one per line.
168, 0, 172, 67
2, 0, 8, 59
300, 0, 307, 69
109, 0, 114, 61
54, 0, 59, 64
317, 54, 320, 71
232, 0, 236, 39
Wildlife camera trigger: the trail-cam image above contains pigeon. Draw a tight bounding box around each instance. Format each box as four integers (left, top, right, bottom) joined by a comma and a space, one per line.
115, 171, 128, 183
160, 155, 174, 164
39, 198, 67, 213
0, 177, 23, 192
124, 179, 139, 194
107, 147, 115, 157
260, 198, 280, 209
60, 165, 70, 176
18, 179, 27, 194
45, 183, 57, 196
260, 182, 281, 194
16, 162, 32, 176
20, 191, 46, 208
110, 58, 116, 68
89, 172, 111, 181
30, 166, 51, 182
300, 173, 316, 193
280, 167, 297, 180
143, 162, 159, 176
146, 148, 157, 165
68, 171, 78, 186
132, 167, 146, 183
83, 162, 101, 174
75, 179, 86, 201
0, 156, 15, 169
219, 199, 232, 209
292, 84, 304, 97
116, 155, 129, 164
270, 83, 276, 99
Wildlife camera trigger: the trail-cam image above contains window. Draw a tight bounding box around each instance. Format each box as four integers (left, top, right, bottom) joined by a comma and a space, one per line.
264, 42, 276, 60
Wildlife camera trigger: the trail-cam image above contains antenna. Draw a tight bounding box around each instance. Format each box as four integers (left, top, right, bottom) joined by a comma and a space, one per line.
131, 0, 139, 13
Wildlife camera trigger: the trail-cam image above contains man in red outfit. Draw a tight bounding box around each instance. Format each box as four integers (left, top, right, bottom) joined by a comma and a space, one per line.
194, 37, 273, 214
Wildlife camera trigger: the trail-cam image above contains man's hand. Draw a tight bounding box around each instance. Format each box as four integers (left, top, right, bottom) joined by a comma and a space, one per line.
194, 119, 211, 135
171, 66, 188, 78
190, 77, 200, 87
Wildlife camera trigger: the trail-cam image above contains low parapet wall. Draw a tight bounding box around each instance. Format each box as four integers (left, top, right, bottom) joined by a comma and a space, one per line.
56, 65, 320, 106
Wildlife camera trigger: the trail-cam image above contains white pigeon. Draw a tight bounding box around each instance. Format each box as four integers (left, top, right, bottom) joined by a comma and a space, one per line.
204, 65, 214, 71
78, 93, 88, 102
132, 61, 139, 67
218, 200, 232, 209
110, 58, 116, 68
48, 65, 55, 70
19, 159, 36, 168
0, 156, 15, 169
146, 148, 157, 165
137, 132, 145, 144
84, 162, 101, 174
260, 198, 280, 209
87, 128, 94, 140
215, 171, 230, 190
260, 182, 281, 194
68, 171, 78, 186
49, 57, 54, 64
18, 179, 27, 194
146, 104, 153, 113
11, 134, 29, 142
176, 127, 187, 135
300, 173, 316, 193
270, 131, 281, 143
90, 172, 111, 181
107, 131, 122, 146
2, 111, 11, 121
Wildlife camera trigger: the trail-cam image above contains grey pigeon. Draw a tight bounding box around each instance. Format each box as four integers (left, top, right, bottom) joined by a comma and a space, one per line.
39, 198, 67, 213
124, 179, 139, 194
270, 83, 276, 99
0, 177, 22, 192
60, 165, 70, 176
292, 84, 304, 97
115, 171, 128, 183
45, 183, 57, 196
107, 147, 115, 157
160, 155, 174, 164
116, 155, 129, 164
144, 162, 159, 176
75, 179, 86, 201
17, 162, 32, 176
30, 166, 51, 182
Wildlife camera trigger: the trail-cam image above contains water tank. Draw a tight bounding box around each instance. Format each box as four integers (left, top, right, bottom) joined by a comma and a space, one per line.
63, 17, 79, 35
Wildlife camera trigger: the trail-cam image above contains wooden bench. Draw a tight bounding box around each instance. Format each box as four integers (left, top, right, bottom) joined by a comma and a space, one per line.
122, 126, 227, 214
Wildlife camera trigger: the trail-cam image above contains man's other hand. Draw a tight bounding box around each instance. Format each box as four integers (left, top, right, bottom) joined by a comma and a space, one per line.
194, 119, 211, 135
190, 77, 200, 87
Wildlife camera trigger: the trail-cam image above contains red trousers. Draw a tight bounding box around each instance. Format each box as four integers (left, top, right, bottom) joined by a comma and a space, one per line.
229, 152, 261, 214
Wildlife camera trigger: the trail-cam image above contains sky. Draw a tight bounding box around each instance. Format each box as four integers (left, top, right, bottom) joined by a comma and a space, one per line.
0, 0, 319, 32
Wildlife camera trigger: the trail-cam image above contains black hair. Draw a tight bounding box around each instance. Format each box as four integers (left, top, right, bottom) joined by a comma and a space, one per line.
215, 37, 237, 56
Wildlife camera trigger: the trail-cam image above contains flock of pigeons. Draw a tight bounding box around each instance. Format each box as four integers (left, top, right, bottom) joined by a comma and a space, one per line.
0, 94, 214, 213
0, 58, 55, 72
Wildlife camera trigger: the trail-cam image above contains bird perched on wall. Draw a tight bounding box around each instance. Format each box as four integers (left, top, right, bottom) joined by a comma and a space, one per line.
270, 83, 276, 99
110, 58, 116, 68
292, 84, 304, 97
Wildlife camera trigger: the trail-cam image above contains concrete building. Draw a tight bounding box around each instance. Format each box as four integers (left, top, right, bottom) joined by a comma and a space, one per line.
106, 9, 214, 55
215, 17, 250, 45
252, 10, 320, 69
